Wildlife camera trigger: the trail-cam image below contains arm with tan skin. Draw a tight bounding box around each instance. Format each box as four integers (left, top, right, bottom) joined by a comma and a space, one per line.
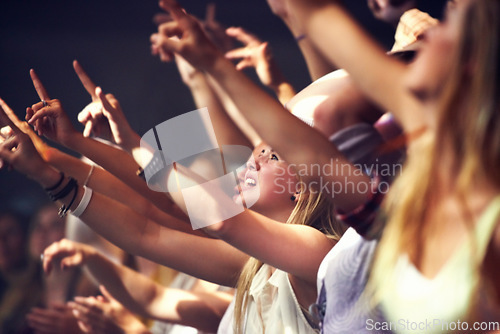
15, 88, 194, 235
3, 95, 329, 312
26, 68, 189, 223
174, 55, 252, 148
0, 100, 248, 287
155, 4, 253, 149
44, 240, 231, 333
266, 0, 336, 81
154, 7, 278, 146
73, 60, 141, 154
151, 0, 372, 212
283, 0, 424, 132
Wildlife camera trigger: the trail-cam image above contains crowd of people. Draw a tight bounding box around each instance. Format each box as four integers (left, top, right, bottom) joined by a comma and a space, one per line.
1, 0, 499, 333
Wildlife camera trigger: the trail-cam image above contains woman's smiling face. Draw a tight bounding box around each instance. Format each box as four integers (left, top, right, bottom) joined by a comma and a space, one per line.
235, 143, 299, 217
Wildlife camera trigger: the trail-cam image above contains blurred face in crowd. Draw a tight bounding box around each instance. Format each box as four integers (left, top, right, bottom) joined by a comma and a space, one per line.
29, 206, 65, 258
0, 214, 26, 273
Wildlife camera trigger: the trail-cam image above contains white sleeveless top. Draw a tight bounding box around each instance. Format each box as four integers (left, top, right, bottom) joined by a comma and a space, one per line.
381, 195, 500, 333
217, 264, 318, 333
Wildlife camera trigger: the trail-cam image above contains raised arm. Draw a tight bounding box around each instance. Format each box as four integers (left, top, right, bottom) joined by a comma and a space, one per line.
0, 100, 247, 286
26, 69, 189, 222
284, 0, 424, 132
44, 240, 230, 333
206, 209, 336, 285
265, 0, 336, 81
73, 60, 141, 154
174, 55, 252, 148
151, 0, 371, 212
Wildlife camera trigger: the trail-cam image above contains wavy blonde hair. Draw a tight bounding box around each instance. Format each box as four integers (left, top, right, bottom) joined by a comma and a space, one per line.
233, 179, 346, 333
370, 0, 500, 304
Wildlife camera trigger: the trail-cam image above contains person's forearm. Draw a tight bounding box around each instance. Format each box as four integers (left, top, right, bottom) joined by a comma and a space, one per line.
59, 187, 246, 286
206, 56, 371, 212
272, 3, 336, 81
63, 133, 189, 222
287, 1, 422, 132
296, 38, 337, 81
46, 146, 203, 236
185, 72, 252, 148
86, 252, 229, 333
206, 75, 262, 147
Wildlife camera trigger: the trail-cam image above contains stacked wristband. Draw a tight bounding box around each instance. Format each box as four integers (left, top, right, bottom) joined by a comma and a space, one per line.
45, 174, 79, 217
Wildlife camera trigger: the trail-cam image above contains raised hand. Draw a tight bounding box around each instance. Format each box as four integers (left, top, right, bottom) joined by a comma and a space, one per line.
225, 27, 283, 88
27, 303, 81, 334
69, 286, 149, 334
0, 98, 50, 179
150, 0, 222, 70
73, 60, 112, 140
26, 69, 79, 146
225, 27, 295, 104
42, 239, 95, 275
74, 60, 139, 152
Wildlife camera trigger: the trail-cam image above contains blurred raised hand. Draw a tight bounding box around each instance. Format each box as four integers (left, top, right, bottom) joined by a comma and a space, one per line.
27, 303, 82, 334
42, 239, 96, 275
0, 98, 51, 179
150, 0, 221, 69
69, 286, 150, 334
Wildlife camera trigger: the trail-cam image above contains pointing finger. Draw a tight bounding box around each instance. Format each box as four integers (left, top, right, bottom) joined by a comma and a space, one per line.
73, 60, 98, 100
29, 69, 51, 101
0, 98, 23, 134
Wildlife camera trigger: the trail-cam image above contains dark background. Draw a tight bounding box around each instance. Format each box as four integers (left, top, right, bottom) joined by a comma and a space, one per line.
0, 0, 445, 216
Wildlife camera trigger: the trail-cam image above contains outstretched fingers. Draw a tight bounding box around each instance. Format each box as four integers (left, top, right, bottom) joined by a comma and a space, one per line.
226, 26, 260, 46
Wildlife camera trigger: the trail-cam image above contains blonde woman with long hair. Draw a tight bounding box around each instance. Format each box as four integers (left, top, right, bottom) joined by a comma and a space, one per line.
0, 93, 346, 333
150, 0, 500, 330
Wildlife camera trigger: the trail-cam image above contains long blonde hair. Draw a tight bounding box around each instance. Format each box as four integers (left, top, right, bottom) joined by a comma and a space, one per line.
233, 180, 346, 333
371, 0, 500, 301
